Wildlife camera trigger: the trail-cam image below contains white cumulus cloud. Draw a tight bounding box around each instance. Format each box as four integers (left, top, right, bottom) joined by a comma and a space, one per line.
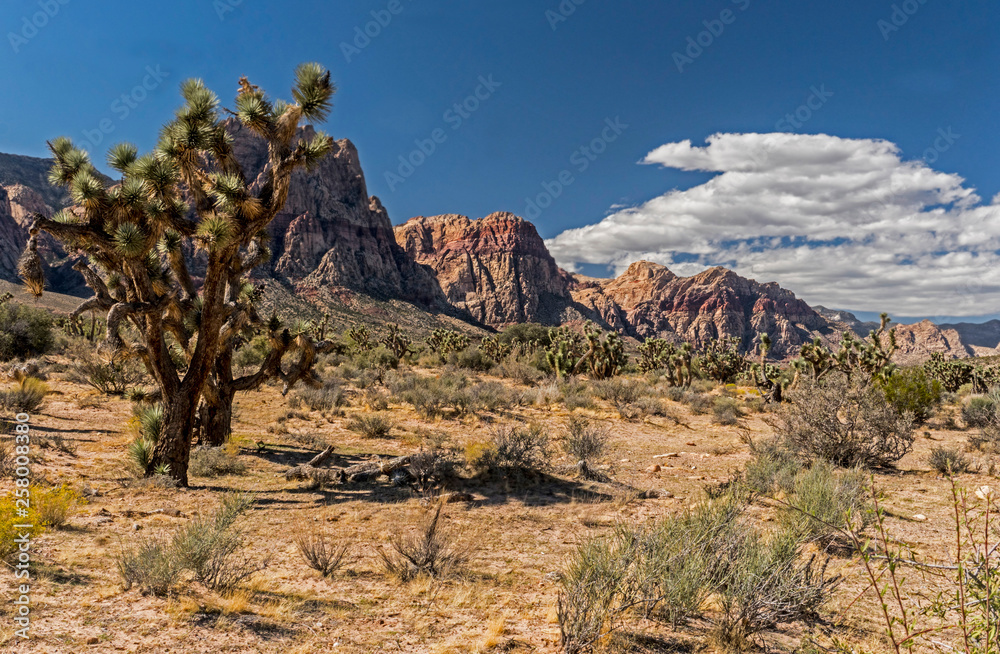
545, 132, 1000, 317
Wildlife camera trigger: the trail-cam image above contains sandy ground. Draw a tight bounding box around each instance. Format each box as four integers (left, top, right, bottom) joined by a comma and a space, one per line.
0, 363, 987, 654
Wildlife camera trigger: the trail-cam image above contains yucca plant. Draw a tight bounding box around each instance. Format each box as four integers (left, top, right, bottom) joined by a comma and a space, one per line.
18, 65, 339, 485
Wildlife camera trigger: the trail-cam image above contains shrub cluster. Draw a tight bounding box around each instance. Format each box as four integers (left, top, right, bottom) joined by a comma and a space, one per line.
0, 302, 54, 361
116, 493, 266, 595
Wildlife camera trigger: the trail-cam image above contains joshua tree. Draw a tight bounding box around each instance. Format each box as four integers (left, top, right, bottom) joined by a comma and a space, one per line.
18, 64, 337, 485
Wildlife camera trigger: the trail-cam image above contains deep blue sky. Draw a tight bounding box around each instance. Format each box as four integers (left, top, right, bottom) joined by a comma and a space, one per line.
1, 0, 998, 320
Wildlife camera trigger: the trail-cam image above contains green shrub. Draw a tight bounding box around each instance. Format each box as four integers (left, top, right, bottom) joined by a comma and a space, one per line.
963, 395, 996, 429
927, 446, 973, 474
498, 323, 551, 348
233, 334, 271, 368
881, 367, 942, 424
741, 438, 802, 496
189, 445, 247, 477
453, 346, 494, 372
780, 460, 871, 544
116, 536, 182, 596
170, 492, 265, 593
70, 357, 145, 395
293, 382, 345, 412
0, 302, 54, 361
345, 412, 394, 438
712, 396, 743, 426
558, 490, 837, 653
0, 377, 48, 413
562, 416, 609, 463
353, 346, 399, 370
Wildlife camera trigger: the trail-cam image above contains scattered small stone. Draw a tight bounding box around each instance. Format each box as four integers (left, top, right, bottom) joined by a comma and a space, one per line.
443, 492, 475, 503
132, 523, 142, 531
912, 514, 928, 522
641, 489, 674, 499
645, 464, 661, 473
685, 442, 696, 446
653, 453, 679, 459
86, 636, 99, 645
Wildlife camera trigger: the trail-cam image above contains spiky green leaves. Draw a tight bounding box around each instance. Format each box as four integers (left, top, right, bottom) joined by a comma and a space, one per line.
48, 144, 96, 187
235, 92, 275, 137
292, 63, 335, 122
178, 78, 219, 124
70, 170, 108, 210
113, 222, 148, 258
301, 132, 334, 171
107, 143, 138, 174
157, 230, 183, 255
210, 172, 262, 222
132, 155, 178, 196
196, 215, 234, 251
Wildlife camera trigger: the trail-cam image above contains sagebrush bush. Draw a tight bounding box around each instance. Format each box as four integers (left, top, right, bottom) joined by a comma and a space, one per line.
70, 357, 145, 395
712, 396, 743, 426
379, 504, 466, 581
189, 444, 247, 477
780, 460, 871, 544
562, 416, 609, 463
170, 492, 266, 593
495, 359, 545, 386
963, 395, 996, 429
293, 382, 345, 412
346, 412, 394, 438
0, 302, 54, 361
741, 438, 802, 496
453, 346, 495, 372
388, 372, 512, 419
686, 392, 714, 415
928, 446, 973, 474
775, 375, 915, 468
881, 367, 942, 424
0, 377, 48, 413
472, 424, 549, 479
558, 490, 837, 653
116, 536, 182, 596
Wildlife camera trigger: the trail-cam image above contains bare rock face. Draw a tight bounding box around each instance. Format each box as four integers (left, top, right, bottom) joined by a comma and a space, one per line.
0, 186, 28, 281
394, 212, 572, 326
226, 119, 439, 303
570, 262, 828, 357
890, 320, 981, 364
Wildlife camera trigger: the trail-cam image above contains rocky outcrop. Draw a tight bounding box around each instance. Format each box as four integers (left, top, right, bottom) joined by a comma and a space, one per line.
570, 262, 829, 358
394, 212, 572, 326
0, 186, 29, 281
226, 120, 445, 306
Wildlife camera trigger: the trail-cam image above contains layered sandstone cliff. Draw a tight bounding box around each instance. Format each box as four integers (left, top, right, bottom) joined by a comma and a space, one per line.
394, 212, 572, 326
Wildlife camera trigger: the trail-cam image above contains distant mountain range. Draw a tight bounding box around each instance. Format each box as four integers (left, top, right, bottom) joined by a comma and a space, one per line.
2, 130, 997, 363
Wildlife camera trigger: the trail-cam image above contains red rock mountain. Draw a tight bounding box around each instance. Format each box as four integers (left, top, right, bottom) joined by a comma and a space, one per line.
2, 144, 996, 362
568, 261, 829, 358
394, 212, 572, 326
